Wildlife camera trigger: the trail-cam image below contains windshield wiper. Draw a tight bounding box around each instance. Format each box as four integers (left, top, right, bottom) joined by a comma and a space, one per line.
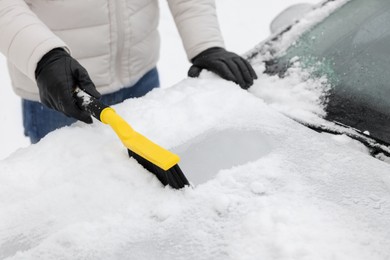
299, 119, 390, 159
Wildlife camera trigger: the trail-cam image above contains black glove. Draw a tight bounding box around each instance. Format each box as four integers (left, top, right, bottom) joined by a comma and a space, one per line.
35, 48, 101, 123
188, 47, 257, 89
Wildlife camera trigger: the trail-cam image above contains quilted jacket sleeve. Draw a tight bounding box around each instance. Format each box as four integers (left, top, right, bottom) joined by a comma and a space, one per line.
166, 0, 225, 60
0, 0, 67, 81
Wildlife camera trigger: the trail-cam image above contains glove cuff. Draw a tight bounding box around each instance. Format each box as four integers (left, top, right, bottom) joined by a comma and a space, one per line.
191, 47, 225, 63
35, 48, 69, 79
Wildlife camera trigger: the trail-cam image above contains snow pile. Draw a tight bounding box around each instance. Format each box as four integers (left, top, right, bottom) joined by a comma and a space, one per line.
1, 71, 390, 259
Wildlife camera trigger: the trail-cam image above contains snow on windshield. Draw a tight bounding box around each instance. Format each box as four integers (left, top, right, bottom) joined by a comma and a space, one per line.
245, 0, 352, 125
247, 0, 352, 59
250, 61, 331, 123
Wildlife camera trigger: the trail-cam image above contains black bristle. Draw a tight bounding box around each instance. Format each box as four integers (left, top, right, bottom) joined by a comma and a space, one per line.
127, 149, 190, 189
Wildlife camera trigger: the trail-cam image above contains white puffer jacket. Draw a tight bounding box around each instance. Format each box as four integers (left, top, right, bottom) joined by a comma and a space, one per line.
0, 0, 224, 101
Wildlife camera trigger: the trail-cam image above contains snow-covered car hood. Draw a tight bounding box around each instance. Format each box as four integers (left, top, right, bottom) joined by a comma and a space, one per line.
1, 67, 389, 259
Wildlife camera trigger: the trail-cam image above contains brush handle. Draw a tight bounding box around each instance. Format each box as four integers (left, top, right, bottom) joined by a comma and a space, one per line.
74, 88, 109, 121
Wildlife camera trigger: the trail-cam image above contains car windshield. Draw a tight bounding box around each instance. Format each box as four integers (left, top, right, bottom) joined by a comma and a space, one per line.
273, 0, 390, 144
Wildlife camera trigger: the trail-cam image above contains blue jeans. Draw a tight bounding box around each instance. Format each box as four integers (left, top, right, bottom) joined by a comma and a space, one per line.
23, 68, 159, 144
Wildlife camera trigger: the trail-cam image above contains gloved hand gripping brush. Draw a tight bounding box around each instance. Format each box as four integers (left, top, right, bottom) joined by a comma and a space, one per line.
36, 48, 189, 189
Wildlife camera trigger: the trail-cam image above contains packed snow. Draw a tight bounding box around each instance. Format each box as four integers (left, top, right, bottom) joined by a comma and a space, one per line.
1, 0, 390, 259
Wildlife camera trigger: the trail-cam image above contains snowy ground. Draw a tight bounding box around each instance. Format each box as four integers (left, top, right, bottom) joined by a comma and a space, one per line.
3, 1, 390, 260
0, 0, 321, 160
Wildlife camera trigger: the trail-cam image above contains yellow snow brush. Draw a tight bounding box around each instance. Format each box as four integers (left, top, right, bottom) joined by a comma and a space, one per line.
75, 88, 189, 189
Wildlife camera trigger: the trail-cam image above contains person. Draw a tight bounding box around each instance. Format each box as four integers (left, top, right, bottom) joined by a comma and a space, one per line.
0, 0, 257, 143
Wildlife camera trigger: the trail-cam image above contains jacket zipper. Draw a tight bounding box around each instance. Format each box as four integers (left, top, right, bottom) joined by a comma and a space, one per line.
115, 0, 125, 80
